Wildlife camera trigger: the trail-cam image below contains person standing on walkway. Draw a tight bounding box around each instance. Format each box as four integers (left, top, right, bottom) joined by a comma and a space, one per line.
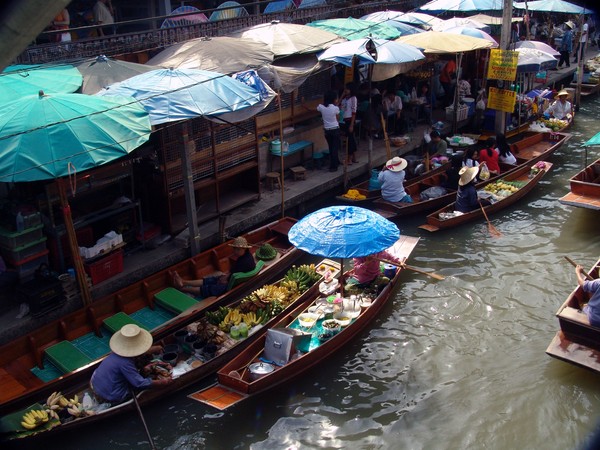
94, 0, 115, 36
573, 16, 589, 64
317, 91, 341, 172
340, 83, 359, 164
439, 57, 456, 108
558, 21, 574, 68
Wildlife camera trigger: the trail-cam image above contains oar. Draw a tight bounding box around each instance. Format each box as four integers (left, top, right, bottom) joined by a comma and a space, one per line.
130, 389, 157, 450
377, 258, 445, 280
564, 256, 594, 281
479, 200, 502, 237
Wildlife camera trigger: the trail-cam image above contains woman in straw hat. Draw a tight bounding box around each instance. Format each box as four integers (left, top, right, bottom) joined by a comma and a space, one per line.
455, 166, 489, 213
90, 324, 170, 404
378, 157, 412, 203
543, 90, 572, 121
173, 237, 256, 297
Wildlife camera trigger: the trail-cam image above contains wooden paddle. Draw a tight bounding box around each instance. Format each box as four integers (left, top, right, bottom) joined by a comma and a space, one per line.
377, 258, 445, 280
478, 200, 502, 237
130, 389, 157, 450
564, 256, 594, 281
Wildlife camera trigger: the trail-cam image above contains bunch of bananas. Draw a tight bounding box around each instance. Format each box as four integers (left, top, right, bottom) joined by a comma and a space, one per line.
20, 409, 48, 430
44, 391, 70, 420
283, 264, 319, 293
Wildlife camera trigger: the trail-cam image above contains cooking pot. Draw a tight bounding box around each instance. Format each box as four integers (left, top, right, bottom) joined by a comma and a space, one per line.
248, 362, 274, 381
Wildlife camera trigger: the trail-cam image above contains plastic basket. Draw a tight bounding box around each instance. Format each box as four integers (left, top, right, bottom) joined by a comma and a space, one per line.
84, 249, 124, 285
446, 105, 469, 122
0, 224, 44, 249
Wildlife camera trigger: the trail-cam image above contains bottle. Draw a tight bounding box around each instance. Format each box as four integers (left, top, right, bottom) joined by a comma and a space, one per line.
238, 322, 248, 339
16, 211, 24, 232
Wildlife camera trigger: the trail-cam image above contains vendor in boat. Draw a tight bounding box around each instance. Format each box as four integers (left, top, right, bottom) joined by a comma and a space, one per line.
350, 251, 406, 287
90, 324, 171, 404
378, 157, 413, 203
455, 166, 489, 213
173, 237, 256, 296
478, 138, 500, 176
575, 265, 600, 327
543, 90, 573, 121
427, 130, 448, 165
496, 133, 517, 165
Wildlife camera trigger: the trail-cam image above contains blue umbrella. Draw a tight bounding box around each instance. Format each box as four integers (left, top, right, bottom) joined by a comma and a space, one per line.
97, 68, 262, 125
418, 0, 503, 12
514, 0, 593, 14
289, 206, 400, 258
0, 64, 82, 104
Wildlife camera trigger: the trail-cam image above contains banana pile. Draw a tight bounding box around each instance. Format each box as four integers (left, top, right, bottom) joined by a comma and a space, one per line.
218, 309, 266, 332
483, 181, 520, 198
43, 392, 87, 420
20, 409, 49, 430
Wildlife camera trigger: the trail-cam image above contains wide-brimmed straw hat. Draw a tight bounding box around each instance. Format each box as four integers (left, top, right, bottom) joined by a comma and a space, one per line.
386, 156, 408, 172
109, 324, 153, 357
565, 21, 575, 29
458, 166, 479, 186
557, 89, 569, 97
229, 236, 252, 248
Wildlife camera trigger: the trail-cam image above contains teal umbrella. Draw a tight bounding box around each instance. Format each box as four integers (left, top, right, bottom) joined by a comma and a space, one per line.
308, 17, 401, 40
0, 91, 151, 182
0, 91, 151, 306
585, 132, 600, 146
0, 64, 82, 104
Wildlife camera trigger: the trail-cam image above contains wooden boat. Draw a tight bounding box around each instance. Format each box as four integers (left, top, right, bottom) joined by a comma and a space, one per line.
418, 161, 552, 232
0, 259, 341, 442
0, 217, 302, 413
372, 131, 570, 220
192, 235, 420, 409
546, 258, 600, 373
335, 163, 450, 206
570, 81, 600, 98
559, 157, 600, 210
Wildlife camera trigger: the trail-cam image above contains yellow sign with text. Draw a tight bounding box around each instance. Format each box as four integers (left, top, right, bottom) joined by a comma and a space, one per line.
487, 49, 518, 81
488, 87, 517, 113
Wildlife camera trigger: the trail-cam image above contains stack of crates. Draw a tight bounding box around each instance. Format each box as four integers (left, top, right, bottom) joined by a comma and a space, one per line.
0, 212, 49, 282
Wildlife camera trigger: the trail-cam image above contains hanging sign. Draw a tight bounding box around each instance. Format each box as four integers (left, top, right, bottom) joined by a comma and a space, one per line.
487, 87, 517, 113
487, 49, 518, 81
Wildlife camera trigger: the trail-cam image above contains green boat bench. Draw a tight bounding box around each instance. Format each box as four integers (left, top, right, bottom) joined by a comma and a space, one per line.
45, 341, 93, 374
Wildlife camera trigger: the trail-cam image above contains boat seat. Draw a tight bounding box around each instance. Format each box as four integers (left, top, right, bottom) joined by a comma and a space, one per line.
560, 306, 591, 326
154, 287, 199, 314
45, 341, 94, 374
227, 260, 265, 290
102, 312, 149, 334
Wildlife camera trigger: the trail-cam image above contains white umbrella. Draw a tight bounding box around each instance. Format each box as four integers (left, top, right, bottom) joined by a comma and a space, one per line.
433, 17, 491, 33
443, 26, 498, 46
514, 0, 593, 14
418, 0, 503, 12
514, 40, 560, 57
397, 31, 495, 54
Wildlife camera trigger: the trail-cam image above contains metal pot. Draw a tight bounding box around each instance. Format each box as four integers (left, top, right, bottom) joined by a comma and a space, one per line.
248, 362, 274, 381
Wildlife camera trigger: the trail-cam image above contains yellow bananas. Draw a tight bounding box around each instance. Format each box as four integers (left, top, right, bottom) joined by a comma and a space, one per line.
20, 409, 48, 430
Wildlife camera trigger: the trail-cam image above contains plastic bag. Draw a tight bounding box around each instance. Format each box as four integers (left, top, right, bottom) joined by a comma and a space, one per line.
476, 99, 486, 110
479, 162, 490, 181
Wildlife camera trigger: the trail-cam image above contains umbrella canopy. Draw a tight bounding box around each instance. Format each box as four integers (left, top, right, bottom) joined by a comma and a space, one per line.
514, 0, 593, 14
97, 68, 262, 125
317, 37, 425, 80
147, 36, 274, 75
264, 0, 295, 13
443, 26, 498, 46
585, 132, 600, 146
0, 64, 82, 104
231, 20, 345, 57
0, 91, 151, 182
161, 5, 208, 28
288, 206, 400, 258
515, 48, 558, 73
433, 17, 491, 33
514, 40, 560, 57
469, 13, 523, 25
308, 17, 401, 40
397, 31, 495, 54
209, 1, 249, 21
418, 0, 503, 12
75, 55, 160, 95
362, 11, 444, 30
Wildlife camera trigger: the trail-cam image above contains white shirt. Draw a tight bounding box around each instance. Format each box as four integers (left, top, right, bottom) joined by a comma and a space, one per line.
499, 151, 517, 165
581, 23, 589, 43
546, 99, 572, 120
383, 95, 403, 113
317, 104, 340, 130
341, 96, 357, 120
94, 1, 114, 25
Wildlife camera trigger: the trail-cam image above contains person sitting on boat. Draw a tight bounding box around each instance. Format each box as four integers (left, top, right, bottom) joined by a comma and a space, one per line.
426, 130, 448, 167
378, 157, 412, 203
478, 138, 500, 176
90, 324, 171, 405
442, 154, 464, 190
575, 265, 600, 327
462, 147, 480, 168
173, 237, 256, 297
455, 166, 489, 213
496, 133, 517, 165
351, 251, 406, 286
544, 90, 572, 121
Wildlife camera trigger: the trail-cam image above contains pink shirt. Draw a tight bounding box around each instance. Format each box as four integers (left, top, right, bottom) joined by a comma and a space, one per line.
352, 250, 404, 284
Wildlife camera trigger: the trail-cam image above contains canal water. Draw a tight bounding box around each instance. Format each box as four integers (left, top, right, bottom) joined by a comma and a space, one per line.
34, 97, 600, 450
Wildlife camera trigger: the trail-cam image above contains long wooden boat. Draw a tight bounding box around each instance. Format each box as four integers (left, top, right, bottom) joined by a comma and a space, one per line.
372, 131, 569, 220
0, 217, 302, 414
559, 157, 600, 210
0, 259, 341, 443
546, 258, 600, 373
570, 81, 600, 98
192, 235, 419, 409
335, 163, 450, 206
418, 161, 552, 232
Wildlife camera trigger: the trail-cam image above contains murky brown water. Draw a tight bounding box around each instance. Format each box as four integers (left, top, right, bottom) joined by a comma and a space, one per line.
34, 97, 600, 450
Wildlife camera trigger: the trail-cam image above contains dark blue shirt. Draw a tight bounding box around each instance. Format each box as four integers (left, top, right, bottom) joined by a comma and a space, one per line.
231, 250, 256, 274
91, 353, 152, 402
584, 279, 600, 327
455, 183, 479, 213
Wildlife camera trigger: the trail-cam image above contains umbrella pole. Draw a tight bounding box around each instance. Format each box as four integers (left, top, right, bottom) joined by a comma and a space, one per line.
277, 90, 285, 218
57, 178, 92, 307
182, 131, 201, 255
